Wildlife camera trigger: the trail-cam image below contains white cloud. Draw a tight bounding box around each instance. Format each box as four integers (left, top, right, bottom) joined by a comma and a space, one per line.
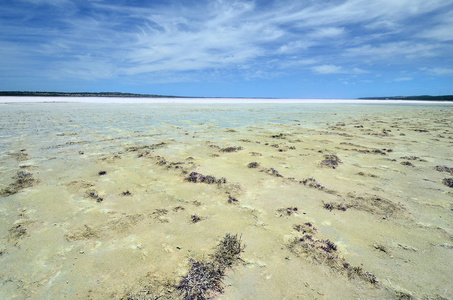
18, 0, 72, 7
394, 77, 413, 82
3, 0, 453, 83
418, 9, 453, 41
312, 64, 343, 74
308, 27, 345, 39
352, 67, 368, 74
425, 68, 453, 75
277, 41, 314, 54
311, 64, 368, 75
345, 42, 438, 60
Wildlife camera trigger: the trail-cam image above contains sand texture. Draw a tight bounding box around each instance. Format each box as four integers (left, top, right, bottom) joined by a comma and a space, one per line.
0, 101, 452, 299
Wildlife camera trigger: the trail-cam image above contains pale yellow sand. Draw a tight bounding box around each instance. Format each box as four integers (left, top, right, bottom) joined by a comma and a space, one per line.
0, 101, 452, 299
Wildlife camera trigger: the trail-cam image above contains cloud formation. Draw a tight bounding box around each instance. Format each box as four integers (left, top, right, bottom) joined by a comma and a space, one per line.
1, 0, 452, 96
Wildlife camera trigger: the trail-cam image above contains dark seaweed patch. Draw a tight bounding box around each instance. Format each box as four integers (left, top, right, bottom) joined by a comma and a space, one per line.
293, 222, 317, 234
261, 168, 283, 177
191, 215, 202, 223
227, 195, 239, 204
323, 202, 347, 212
220, 146, 243, 153
185, 172, 226, 185
247, 162, 260, 168
121, 190, 132, 196
125, 142, 166, 152
300, 178, 326, 190
321, 154, 342, 169
288, 224, 378, 285
400, 156, 427, 162
400, 161, 414, 167
277, 207, 298, 217
442, 178, 453, 188
0, 171, 36, 197
176, 233, 244, 300
436, 165, 453, 174
176, 259, 224, 299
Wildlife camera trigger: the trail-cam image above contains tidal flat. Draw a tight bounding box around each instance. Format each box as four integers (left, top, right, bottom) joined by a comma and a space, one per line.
0, 101, 452, 299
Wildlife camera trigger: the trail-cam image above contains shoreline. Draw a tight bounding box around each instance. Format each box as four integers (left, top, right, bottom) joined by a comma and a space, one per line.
1, 96, 452, 104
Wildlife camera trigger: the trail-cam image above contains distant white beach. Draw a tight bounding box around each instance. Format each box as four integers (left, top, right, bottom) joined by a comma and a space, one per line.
0, 96, 452, 104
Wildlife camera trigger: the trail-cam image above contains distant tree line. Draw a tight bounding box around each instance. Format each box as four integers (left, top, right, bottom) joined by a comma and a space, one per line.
0, 91, 184, 98
358, 95, 453, 101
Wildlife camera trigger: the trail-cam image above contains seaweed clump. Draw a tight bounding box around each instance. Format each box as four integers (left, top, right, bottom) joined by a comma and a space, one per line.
442, 178, 453, 188
176, 233, 245, 300
227, 195, 239, 204
261, 168, 283, 178
293, 222, 317, 234
321, 154, 342, 169
210, 233, 245, 269
400, 161, 414, 167
288, 224, 378, 285
85, 189, 104, 203
0, 171, 36, 197
220, 146, 243, 153
191, 215, 202, 223
323, 202, 347, 212
247, 162, 260, 168
8, 224, 29, 245
185, 172, 226, 185
435, 165, 453, 174
276, 207, 298, 217
176, 259, 224, 299
300, 178, 326, 190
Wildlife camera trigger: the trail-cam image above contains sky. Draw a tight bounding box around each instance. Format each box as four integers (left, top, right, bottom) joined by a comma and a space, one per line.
1, 0, 453, 98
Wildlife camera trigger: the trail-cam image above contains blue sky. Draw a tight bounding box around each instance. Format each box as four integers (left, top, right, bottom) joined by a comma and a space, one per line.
1, 0, 453, 98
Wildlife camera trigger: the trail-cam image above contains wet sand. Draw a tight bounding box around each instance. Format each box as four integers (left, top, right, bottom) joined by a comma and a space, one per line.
0, 99, 452, 299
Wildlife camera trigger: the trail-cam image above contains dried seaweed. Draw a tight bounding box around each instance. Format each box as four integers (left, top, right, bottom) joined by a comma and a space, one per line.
220, 146, 243, 153
320, 154, 342, 169
176, 233, 245, 300
247, 162, 260, 168
185, 172, 226, 185
0, 171, 36, 197
442, 178, 453, 188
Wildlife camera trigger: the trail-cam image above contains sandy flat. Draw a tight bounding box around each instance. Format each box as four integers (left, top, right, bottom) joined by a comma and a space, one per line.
0, 102, 452, 299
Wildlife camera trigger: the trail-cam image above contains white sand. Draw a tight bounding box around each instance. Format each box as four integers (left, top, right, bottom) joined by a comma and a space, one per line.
1, 96, 452, 104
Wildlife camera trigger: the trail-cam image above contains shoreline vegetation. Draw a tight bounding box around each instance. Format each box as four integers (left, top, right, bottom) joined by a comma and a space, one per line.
1, 91, 453, 101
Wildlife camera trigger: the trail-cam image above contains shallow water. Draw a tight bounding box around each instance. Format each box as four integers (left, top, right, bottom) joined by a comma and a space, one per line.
0, 102, 452, 299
